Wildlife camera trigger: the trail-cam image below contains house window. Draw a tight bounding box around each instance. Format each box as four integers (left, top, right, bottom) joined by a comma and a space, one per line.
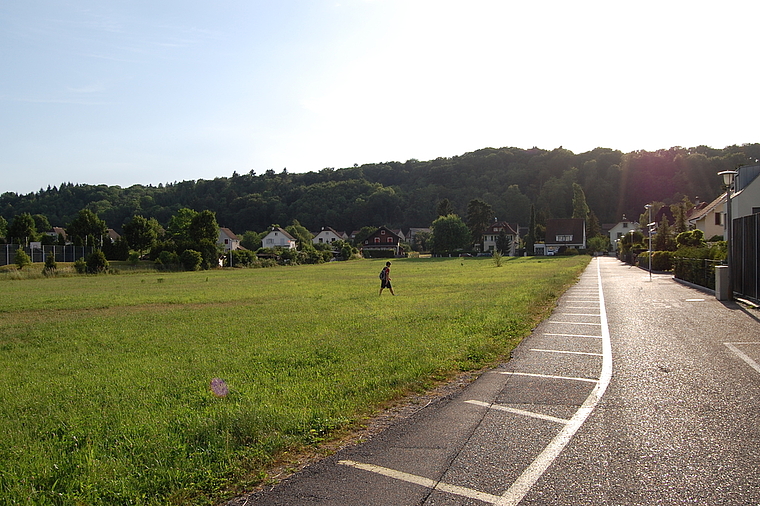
715, 213, 722, 226
224, 239, 229, 244
556, 235, 573, 242
753, 207, 760, 215
387, 237, 393, 243
381, 230, 386, 235
623, 222, 628, 228
374, 237, 380, 243
266, 238, 273, 244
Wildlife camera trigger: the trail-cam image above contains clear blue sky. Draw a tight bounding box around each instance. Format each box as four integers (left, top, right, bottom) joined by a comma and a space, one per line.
2, 1, 758, 195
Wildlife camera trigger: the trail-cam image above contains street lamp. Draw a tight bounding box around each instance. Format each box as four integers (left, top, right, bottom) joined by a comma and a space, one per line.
718, 169, 738, 300
645, 204, 653, 280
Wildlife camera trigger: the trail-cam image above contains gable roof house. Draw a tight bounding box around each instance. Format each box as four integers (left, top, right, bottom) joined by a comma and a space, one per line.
729, 163, 760, 220
261, 227, 297, 250
608, 216, 639, 252
545, 218, 586, 255
687, 196, 725, 240
483, 221, 519, 256
361, 226, 402, 257
218, 227, 241, 252
312, 227, 347, 245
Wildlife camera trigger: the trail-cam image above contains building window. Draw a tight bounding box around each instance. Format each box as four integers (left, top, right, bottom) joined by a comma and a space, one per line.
387, 237, 393, 243
715, 213, 722, 226
556, 235, 573, 242
381, 230, 386, 235
623, 222, 628, 228
374, 237, 380, 243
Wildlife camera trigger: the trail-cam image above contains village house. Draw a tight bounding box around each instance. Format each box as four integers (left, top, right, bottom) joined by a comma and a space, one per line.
361, 226, 402, 257
312, 227, 347, 245
261, 227, 297, 250
217, 227, 240, 252
544, 218, 586, 255
482, 221, 519, 256
608, 216, 639, 252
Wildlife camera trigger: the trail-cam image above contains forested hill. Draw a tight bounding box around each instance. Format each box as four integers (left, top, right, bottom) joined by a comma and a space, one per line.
2, 144, 758, 235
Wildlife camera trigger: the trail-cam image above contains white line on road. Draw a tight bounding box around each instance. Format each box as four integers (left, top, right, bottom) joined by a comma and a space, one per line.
338, 460, 503, 504
465, 400, 570, 425
495, 371, 599, 383
496, 257, 613, 506
556, 313, 601, 317
543, 333, 602, 339
530, 348, 603, 357
724, 342, 760, 374
547, 321, 602, 326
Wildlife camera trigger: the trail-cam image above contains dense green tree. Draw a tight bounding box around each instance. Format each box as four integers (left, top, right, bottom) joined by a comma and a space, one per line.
67, 209, 107, 247
525, 204, 536, 255
654, 216, 676, 251
32, 214, 51, 235
0, 216, 7, 240
436, 198, 454, 217
430, 214, 470, 254
123, 215, 158, 256
496, 230, 511, 255
167, 208, 198, 241
8, 213, 36, 245
466, 199, 494, 249
285, 219, 313, 248
189, 210, 219, 244
240, 230, 265, 250
572, 183, 590, 220
86, 250, 109, 274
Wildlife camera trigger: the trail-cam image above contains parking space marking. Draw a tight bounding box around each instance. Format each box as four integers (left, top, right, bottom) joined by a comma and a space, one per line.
496, 371, 599, 384
337, 460, 503, 504
547, 321, 602, 326
543, 333, 602, 339
724, 342, 760, 374
465, 400, 570, 425
530, 348, 603, 357
496, 257, 612, 506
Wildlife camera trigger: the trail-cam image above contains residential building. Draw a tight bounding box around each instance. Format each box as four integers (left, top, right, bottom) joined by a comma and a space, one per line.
544, 218, 586, 254
312, 227, 347, 245
261, 227, 297, 250
483, 221, 519, 256
687, 196, 725, 240
218, 227, 240, 252
608, 216, 639, 252
361, 226, 402, 256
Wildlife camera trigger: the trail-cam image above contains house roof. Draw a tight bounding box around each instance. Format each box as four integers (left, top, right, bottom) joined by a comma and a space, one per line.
545, 219, 585, 244
687, 194, 725, 223
219, 227, 238, 240
486, 221, 518, 235
266, 227, 296, 240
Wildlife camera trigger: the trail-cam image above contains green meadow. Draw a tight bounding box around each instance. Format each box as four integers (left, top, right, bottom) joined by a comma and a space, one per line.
0, 255, 590, 505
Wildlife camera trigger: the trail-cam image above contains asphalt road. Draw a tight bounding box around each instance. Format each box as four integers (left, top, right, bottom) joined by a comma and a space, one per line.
229, 257, 760, 505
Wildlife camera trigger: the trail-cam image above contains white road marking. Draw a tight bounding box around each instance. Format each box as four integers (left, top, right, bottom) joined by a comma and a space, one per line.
724, 342, 760, 374
547, 321, 602, 326
530, 348, 603, 357
496, 257, 613, 506
496, 371, 599, 384
543, 333, 602, 339
556, 313, 600, 317
338, 460, 503, 504
465, 400, 570, 425
685, 298, 705, 302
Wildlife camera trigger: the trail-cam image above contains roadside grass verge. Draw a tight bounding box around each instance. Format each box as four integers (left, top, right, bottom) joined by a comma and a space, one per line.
0, 255, 590, 504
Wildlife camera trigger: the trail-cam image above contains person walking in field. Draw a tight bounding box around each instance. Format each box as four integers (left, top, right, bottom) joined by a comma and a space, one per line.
379, 261, 395, 296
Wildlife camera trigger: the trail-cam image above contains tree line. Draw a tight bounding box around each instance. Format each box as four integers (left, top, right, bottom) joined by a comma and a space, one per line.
1, 144, 757, 244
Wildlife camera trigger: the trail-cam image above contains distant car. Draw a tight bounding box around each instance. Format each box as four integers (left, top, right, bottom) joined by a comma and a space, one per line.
459, 253, 472, 257
477, 252, 492, 257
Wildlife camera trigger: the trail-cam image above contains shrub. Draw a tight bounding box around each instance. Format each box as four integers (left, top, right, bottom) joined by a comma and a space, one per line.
13, 249, 31, 269
128, 252, 140, 265
43, 255, 57, 275
492, 251, 503, 267
86, 250, 109, 274
158, 250, 180, 266
74, 258, 87, 274
181, 249, 202, 271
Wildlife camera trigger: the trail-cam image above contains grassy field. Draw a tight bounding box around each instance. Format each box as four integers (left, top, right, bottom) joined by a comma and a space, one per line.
0, 255, 590, 505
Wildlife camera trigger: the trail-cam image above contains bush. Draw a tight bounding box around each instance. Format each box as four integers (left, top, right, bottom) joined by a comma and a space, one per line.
86, 250, 109, 274
13, 249, 31, 269
181, 249, 203, 271
43, 255, 57, 275
128, 252, 140, 265
74, 258, 87, 274
157, 250, 180, 266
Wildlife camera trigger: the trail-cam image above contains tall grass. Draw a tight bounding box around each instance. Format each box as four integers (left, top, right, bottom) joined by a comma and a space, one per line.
0, 256, 589, 505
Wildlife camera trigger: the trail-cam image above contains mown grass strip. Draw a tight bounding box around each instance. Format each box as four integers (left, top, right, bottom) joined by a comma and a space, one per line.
0, 255, 589, 505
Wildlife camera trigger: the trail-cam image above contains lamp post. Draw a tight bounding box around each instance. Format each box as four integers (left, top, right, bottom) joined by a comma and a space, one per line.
645, 204, 653, 280
718, 170, 738, 300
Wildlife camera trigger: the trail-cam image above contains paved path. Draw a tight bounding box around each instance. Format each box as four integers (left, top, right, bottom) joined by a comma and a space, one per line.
231, 257, 760, 505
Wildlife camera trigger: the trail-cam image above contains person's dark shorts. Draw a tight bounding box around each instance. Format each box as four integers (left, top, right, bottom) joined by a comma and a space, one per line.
381, 279, 392, 289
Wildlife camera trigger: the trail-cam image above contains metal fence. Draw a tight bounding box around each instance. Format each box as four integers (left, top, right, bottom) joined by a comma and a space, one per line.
673, 257, 721, 291
733, 214, 760, 301
0, 244, 95, 267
